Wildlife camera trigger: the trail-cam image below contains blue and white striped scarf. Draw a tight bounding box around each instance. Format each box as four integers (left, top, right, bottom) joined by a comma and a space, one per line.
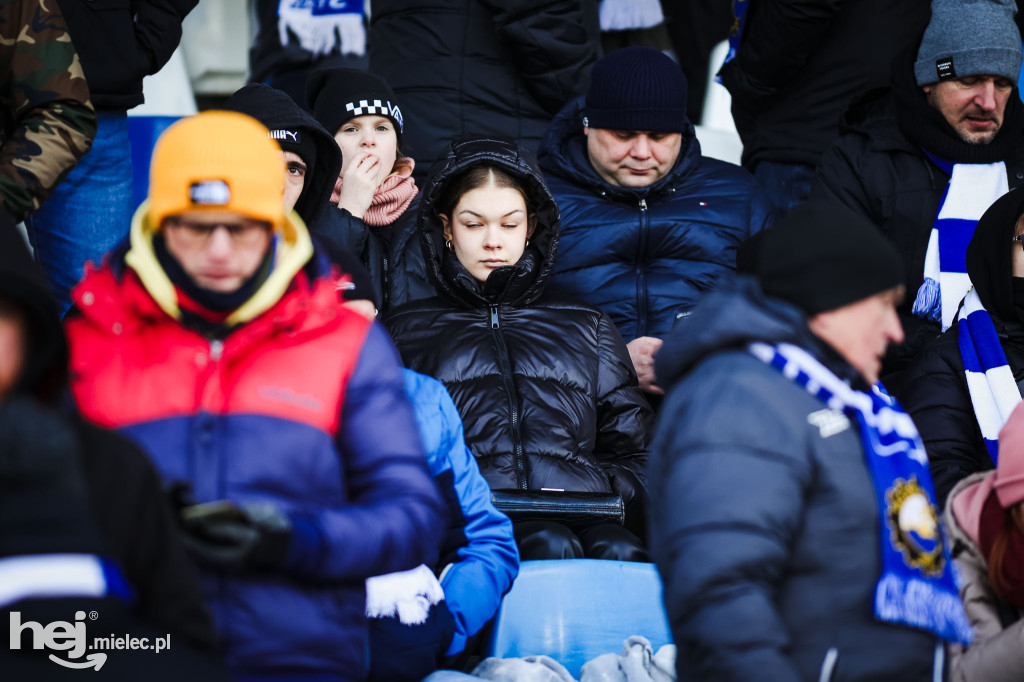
957, 287, 1022, 465
912, 157, 1007, 331
0, 554, 133, 609
749, 342, 973, 645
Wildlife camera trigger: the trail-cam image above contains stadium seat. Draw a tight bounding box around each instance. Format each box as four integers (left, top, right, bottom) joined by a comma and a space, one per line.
486, 559, 672, 678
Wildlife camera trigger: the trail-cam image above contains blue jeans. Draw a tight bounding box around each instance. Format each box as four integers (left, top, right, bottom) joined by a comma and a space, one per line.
753, 161, 815, 218
25, 111, 133, 315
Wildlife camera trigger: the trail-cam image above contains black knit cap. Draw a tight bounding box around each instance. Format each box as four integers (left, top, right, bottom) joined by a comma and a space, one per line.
584, 46, 688, 133
306, 68, 404, 147
739, 201, 905, 316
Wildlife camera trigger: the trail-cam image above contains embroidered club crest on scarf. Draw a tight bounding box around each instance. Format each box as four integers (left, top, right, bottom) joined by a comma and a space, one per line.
749, 341, 973, 644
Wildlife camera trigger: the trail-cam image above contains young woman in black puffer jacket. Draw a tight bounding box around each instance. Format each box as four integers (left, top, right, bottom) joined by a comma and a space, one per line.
384, 137, 653, 561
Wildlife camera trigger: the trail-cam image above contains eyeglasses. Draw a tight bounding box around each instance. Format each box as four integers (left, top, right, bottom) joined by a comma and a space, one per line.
164, 217, 272, 248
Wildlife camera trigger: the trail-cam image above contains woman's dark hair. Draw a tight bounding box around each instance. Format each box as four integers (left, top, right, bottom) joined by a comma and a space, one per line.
436, 165, 533, 219
988, 504, 1024, 599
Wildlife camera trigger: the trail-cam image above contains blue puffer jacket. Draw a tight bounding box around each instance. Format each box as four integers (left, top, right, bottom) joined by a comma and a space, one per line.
402, 369, 519, 656
648, 277, 940, 681
537, 97, 774, 340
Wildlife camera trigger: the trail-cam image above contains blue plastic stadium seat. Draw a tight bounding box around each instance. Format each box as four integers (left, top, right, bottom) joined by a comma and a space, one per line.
128, 116, 180, 210
487, 559, 673, 678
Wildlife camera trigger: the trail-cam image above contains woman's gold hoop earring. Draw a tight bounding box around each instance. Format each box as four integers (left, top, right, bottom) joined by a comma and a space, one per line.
525, 238, 530, 247
445, 239, 453, 251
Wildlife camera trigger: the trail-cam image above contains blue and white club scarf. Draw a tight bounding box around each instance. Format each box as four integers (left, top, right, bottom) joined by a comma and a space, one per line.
749, 342, 973, 645
912, 156, 1007, 331
957, 287, 1021, 465
0, 554, 133, 609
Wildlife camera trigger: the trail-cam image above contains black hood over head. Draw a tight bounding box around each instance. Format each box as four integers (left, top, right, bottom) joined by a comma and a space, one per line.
222, 83, 342, 229
968, 187, 1024, 322
0, 216, 66, 403
418, 137, 561, 308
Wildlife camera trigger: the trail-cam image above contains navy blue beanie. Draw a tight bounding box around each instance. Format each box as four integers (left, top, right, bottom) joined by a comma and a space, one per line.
584, 47, 688, 133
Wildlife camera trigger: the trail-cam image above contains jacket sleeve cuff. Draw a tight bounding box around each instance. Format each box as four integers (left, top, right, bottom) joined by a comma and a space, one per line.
285, 512, 326, 572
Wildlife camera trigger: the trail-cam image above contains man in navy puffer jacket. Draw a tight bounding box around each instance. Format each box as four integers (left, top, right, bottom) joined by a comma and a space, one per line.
538, 46, 773, 395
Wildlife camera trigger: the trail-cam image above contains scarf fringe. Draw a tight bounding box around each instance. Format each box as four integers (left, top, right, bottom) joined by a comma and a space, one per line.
365, 564, 444, 625
912, 277, 941, 323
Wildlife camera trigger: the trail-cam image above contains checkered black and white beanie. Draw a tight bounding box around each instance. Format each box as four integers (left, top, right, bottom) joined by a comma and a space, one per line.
306, 68, 404, 147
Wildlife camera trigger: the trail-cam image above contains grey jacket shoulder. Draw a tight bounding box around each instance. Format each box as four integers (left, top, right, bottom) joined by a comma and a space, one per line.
650, 293, 938, 681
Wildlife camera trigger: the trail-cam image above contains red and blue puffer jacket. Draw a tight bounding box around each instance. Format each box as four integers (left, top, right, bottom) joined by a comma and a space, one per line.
65, 209, 445, 681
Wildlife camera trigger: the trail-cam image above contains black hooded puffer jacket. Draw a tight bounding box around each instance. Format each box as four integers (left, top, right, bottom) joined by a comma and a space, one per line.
903, 188, 1024, 508
383, 138, 652, 510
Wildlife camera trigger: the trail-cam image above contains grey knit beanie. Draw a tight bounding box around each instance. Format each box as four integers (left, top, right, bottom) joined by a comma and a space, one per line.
914, 0, 1022, 86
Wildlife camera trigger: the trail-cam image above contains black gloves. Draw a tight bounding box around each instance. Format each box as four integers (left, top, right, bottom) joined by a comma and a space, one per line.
177, 498, 293, 575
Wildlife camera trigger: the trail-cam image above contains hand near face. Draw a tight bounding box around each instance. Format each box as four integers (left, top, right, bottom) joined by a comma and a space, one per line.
627, 336, 664, 395
334, 152, 382, 219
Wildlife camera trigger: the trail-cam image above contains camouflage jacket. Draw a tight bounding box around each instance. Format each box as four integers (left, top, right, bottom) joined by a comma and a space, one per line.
0, 0, 96, 223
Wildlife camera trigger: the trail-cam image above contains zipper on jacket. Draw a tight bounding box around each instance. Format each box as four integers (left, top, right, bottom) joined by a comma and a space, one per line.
489, 305, 528, 490
635, 197, 649, 338
817, 647, 838, 682
382, 253, 391, 310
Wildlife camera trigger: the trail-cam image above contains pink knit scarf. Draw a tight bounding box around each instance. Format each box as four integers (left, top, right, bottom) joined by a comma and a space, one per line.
332, 157, 418, 227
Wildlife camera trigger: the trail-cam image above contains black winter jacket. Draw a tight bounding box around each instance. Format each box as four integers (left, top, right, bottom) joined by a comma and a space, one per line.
812, 59, 1024, 370
313, 195, 434, 313
538, 97, 773, 341
384, 138, 652, 512
368, 0, 599, 179
719, 0, 927, 170
0, 221, 216, 650
903, 188, 1024, 508
57, 0, 197, 110
650, 276, 940, 682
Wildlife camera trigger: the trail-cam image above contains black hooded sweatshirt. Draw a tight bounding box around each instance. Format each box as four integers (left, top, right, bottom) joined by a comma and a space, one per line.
0, 216, 219, 654
221, 83, 341, 231
902, 188, 1024, 508
383, 137, 652, 517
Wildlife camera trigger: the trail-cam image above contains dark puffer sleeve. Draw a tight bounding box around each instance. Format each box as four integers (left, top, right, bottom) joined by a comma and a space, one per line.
901, 329, 992, 509
133, 1, 199, 73
483, 0, 599, 115
812, 131, 878, 221
648, 355, 807, 682
593, 312, 653, 508
719, 0, 843, 108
